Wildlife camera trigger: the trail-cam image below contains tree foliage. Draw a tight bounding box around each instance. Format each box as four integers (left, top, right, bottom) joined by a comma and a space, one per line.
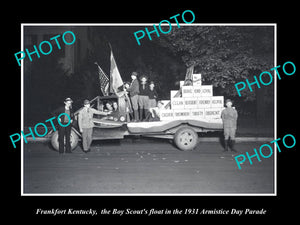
155, 26, 274, 101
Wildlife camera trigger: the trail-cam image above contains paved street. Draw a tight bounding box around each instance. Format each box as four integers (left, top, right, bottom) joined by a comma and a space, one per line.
23, 139, 274, 194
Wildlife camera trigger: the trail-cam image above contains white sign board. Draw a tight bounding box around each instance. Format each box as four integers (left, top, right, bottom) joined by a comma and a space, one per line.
192, 74, 202, 86
171, 98, 185, 109
193, 86, 202, 97
179, 80, 185, 88
190, 109, 205, 118
160, 100, 170, 109
160, 110, 174, 120
184, 98, 198, 109
181, 86, 194, 98
200, 85, 213, 96
197, 97, 211, 108
204, 108, 223, 119
173, 109, 191, 119
210, 96, 224, 108
170, 90, 178, 99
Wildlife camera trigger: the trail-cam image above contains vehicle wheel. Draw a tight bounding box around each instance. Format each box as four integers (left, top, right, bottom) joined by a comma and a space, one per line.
174, 126, 198, 151
51, 129, 79, 151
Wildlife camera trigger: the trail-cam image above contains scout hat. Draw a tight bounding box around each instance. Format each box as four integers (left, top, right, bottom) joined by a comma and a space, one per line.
83, 99, 90, 105
131, 71, 138, 77
64, 97, 73, 103
140, 75, 148, 81
225, 99, 233, 104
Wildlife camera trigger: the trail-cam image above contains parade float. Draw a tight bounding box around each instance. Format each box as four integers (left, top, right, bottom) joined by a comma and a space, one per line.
49, 68, 224, 151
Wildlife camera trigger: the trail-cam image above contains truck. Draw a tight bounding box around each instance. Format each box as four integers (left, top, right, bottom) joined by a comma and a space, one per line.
49, 80, 224, 151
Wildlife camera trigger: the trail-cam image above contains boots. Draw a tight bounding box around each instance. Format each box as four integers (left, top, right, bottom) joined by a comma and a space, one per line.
144, 109, 151, 121
229, 140, 237, 152
134, 110, 139, 122
139, 109, 144, 121
129, 112, 133, 122
223, 139, 229, 152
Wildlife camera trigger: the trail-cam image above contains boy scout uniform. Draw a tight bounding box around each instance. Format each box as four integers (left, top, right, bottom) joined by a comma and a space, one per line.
221, 100, 238, 152
78, 100, 108, 152
221, 107, 238, 139
127, 72, 140, 121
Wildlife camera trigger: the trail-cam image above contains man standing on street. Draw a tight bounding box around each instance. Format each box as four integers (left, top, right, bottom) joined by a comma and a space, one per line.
221, 99, 238, 152
78, 99, 110, 153
54, 97, 74, 154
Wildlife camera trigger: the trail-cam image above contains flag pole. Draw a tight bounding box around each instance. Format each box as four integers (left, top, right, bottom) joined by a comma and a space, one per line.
108, 42, 133, 114
164, 65, 195, 109
108, 42, 113, 94
108, 42, 112, 51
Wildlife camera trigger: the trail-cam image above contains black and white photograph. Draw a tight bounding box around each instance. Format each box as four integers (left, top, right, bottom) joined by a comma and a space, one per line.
5, 4, 298, 221
20, 24, 275, 195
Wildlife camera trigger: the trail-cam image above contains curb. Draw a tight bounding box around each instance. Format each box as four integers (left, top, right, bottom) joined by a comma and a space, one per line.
198, 137, 273, 143
25, 137, 274, 143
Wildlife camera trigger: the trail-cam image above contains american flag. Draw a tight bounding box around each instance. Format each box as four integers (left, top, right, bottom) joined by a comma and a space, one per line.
95, 62, 109, 96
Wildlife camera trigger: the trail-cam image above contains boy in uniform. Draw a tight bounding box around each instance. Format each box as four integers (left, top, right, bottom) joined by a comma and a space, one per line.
138, 75, 150, 121
126, 72, 140, 122
148, 81, 158, 109
78, 99, 110, 152
221, 99, 238, 152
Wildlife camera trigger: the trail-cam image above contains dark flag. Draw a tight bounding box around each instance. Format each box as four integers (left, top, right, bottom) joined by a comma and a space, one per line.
95, 62, 109, 96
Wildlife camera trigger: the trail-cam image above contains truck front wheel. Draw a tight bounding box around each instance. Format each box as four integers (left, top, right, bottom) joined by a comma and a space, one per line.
174, 126, 198, 151
51, 129, 79, 151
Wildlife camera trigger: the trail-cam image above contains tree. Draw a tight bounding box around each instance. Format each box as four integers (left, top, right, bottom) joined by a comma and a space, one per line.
154, 26, 275, 121
155, 26, 274, 101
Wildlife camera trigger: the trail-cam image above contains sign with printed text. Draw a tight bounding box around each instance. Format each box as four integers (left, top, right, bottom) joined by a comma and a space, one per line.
190, 109, 205, 118
184, 97, 198, 109
182, 86, 194, 97
193, 86, 202, 97
173, 109, 191, 119
197, 97, 211, 108
160, 110, 174, 120
199, 85, 213, 97
210, 96, 224, 108
171, 98, 185, 109
204, 108, 224, 119
192, 74, 202, 86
